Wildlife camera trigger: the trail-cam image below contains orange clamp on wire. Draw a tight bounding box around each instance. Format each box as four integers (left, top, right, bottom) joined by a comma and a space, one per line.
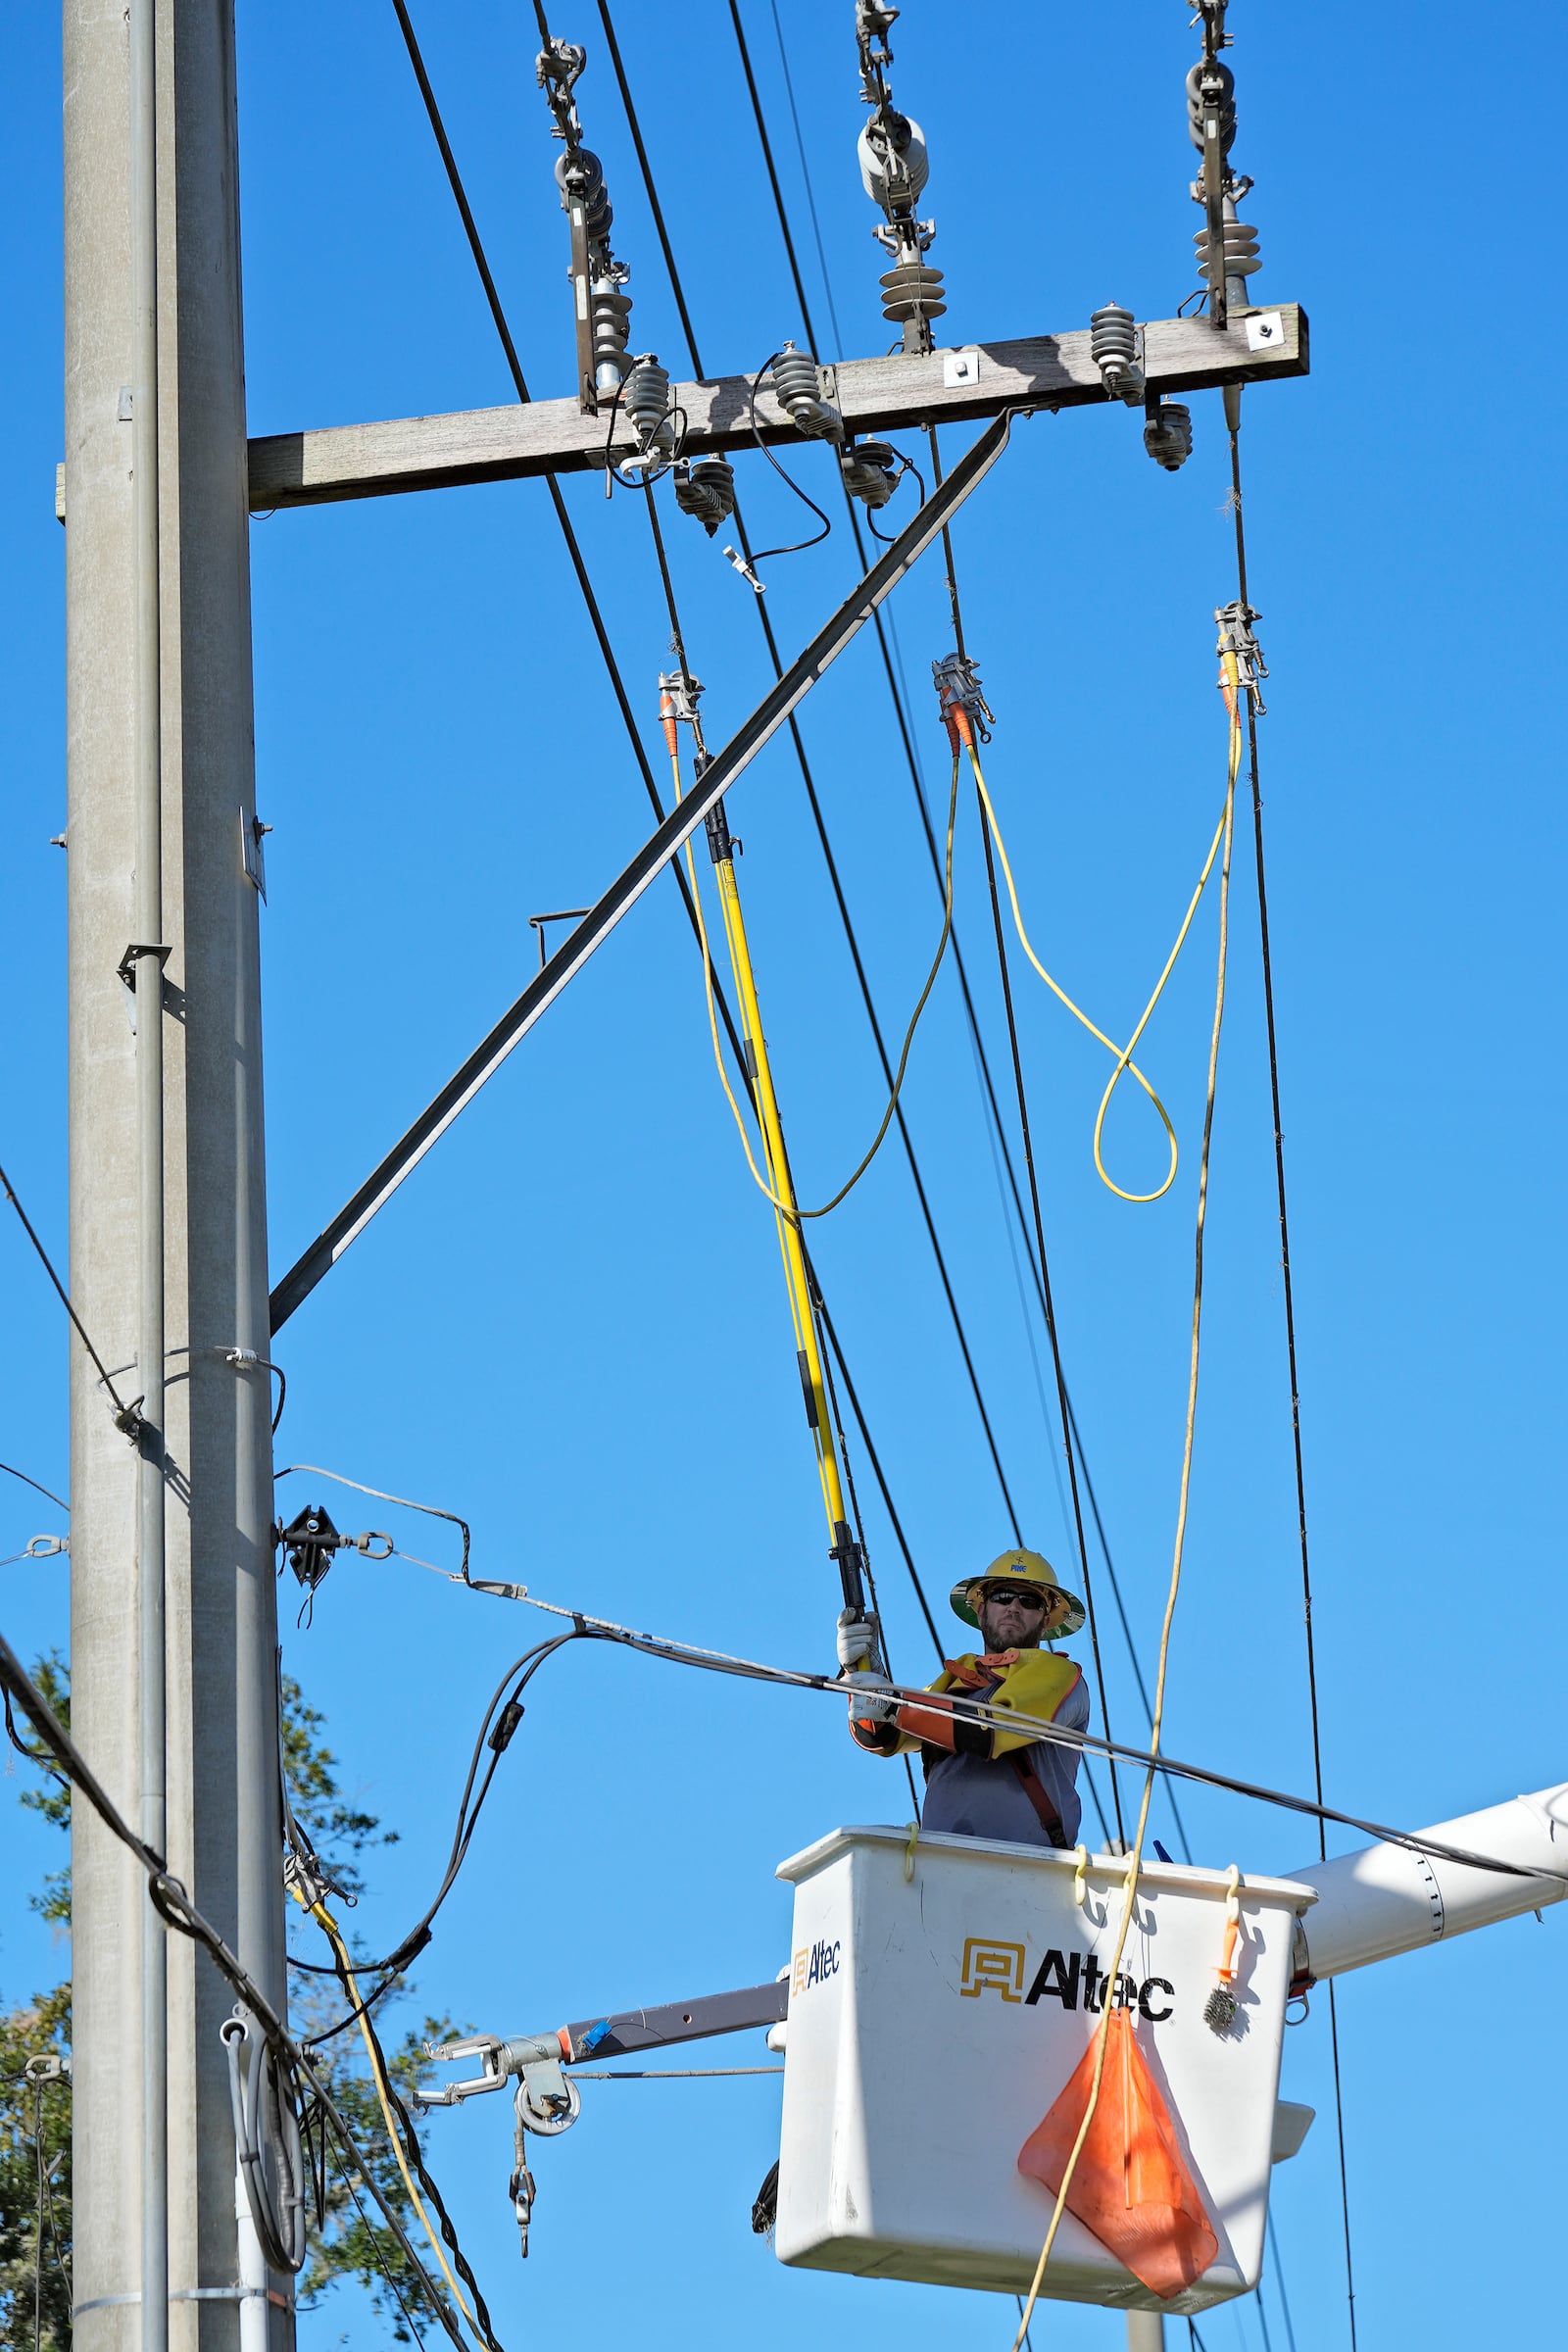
660, 682, 680, 759
931, 649, 992, 753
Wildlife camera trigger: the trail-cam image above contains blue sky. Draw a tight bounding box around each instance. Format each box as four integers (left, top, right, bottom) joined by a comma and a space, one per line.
4, 3, 1566, 2347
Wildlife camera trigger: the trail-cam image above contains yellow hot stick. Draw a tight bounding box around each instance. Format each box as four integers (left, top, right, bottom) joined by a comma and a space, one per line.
712, 849, 849, 1538
664, 733, 848, 1543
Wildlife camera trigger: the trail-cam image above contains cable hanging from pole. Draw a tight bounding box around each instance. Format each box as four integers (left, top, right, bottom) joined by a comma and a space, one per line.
1225, 389, 1358, 2352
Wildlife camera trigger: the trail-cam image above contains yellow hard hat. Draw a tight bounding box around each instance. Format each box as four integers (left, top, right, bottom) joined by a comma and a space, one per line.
950, 1547, 1086, 1637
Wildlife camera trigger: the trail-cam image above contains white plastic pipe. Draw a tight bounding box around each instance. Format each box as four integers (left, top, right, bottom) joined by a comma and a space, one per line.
1292, 1783, 1568, 1980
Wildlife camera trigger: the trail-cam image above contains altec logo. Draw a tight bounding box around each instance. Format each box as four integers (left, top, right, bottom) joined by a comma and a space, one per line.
959, 1936, 1175, 2021
792, 1938, 842, 1994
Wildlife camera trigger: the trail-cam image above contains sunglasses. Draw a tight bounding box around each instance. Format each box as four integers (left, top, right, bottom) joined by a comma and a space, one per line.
983, 1586, 1050, 1612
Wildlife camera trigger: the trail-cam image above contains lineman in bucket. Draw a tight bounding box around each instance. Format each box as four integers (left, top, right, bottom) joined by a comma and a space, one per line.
841, 1549, 1090, 1849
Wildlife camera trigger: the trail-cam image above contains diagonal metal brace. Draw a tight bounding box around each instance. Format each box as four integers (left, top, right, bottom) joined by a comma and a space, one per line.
269, 408, 1023, 1331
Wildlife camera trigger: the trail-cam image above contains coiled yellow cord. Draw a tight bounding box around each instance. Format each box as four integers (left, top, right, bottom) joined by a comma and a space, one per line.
678, 750, 960, 1223
968, 737, 1234, 1203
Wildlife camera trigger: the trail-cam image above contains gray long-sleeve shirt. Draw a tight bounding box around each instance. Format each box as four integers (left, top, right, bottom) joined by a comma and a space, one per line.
920, 1672, 1090, 1848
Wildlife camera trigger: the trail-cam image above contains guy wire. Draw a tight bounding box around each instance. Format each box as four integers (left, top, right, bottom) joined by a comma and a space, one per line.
1228, 410, 1358, 2351
1, 1156, 136, 1422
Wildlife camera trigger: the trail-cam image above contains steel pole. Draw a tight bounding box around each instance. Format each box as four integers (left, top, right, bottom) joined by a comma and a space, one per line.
65, 1, 284, 2343
1126, 2315, 1165, 2352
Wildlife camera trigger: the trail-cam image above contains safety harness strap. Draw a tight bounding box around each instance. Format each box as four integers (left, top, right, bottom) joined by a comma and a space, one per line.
1007, 1751, 1067, 1849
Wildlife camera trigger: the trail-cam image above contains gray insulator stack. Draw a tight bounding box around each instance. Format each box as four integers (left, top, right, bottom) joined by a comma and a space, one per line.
673, 457, 736, 537
1193, 194, 1260, 293
879, 260, 946, 336
840, 439, 898, 510
1090, 302, 1146, 405
622, 357, 674, 455
591, 279, 632, 387
771, 343, 843, 440
1144, 400, 1193, 471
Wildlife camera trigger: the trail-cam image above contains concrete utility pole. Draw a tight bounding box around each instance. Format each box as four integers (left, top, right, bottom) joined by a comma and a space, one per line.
64, 0, 286, 2343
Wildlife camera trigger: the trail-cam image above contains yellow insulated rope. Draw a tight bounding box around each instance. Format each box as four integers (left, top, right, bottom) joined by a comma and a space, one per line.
292, 1886, 484, 2349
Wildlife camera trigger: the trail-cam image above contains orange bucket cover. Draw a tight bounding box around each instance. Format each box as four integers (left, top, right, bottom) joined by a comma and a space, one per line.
1017, 2007, 1218, 2301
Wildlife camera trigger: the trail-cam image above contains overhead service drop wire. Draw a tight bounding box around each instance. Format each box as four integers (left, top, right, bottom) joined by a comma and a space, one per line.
1228, 408, 1358, 2352
1008, 650, 1241, 2352
0, 1630, 476, 2352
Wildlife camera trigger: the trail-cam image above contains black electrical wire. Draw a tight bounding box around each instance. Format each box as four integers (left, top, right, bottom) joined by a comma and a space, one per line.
595, 0, 1029, 1551
0, 1627, 477, 2352
388, 0, 972, 1780
924, 430, 1124, 1846
336, 2153, 430, 2349
0, 1461, 69, 1513
0, 1157, 137, 1424
729, 2, 1194, 1855
864, 451, 926, 541
316, 1926, 504, 2352
731, 0, 1132, 1838
387, 0, 757, 1111
1228, 412, 1358, 2352
764, 0, 846, 361
438, 1596, 1568, 1888
287, 1633, 579, 1981
744, 351, 834, 560
808, 1271, 1111, 1845
1267, 2211, 1299, 2352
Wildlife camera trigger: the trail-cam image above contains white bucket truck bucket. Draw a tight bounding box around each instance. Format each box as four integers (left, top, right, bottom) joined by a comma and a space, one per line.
772, 1825, 1316, 2316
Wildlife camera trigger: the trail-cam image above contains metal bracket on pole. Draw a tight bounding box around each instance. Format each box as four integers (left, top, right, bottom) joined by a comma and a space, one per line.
269, 407, 1023, 1331
117, 941, 171, 990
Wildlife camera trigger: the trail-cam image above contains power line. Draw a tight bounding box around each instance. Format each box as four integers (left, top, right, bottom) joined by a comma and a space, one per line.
387, 0, 756, 1120
1227, 412, 1357, 2350
388, 0, 1007, 1808
596, 0, 1029, 1543
0, 1628, 479, 2352
0, 1461, 69, 1514
336, 2155, 430, 2349
724, 3, 1148, 1826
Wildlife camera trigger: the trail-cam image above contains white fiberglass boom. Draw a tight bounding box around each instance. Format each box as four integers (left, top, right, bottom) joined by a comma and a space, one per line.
1291, 1782, 1568, 1980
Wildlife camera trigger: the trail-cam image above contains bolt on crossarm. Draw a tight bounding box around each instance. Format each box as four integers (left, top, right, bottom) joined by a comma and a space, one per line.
660, 677, 873, 1636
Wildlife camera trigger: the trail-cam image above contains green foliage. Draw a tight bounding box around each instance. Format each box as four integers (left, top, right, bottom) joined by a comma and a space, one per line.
0, 1983, 72, 2352
294, 1997, 470, 2341
1, 1651, 458, 2345
280, 1671, 398, 1903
